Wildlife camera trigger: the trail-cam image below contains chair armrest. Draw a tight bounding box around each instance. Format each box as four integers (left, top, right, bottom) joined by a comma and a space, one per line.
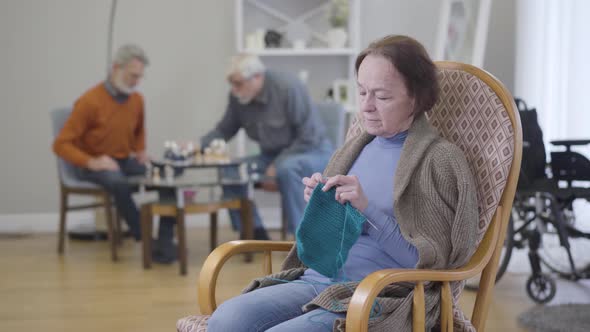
550, 139, 590, 152
198, 240, 294, 314
550, 139, 590, 146
346, 208, 503, 332
346, 267, 478, 332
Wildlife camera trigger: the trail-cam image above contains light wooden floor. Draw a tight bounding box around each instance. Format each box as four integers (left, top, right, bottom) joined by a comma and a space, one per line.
1, 226, 586, 332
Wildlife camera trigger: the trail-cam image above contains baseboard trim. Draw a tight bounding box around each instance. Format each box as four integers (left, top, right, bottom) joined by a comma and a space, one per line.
0, 207, 282, 234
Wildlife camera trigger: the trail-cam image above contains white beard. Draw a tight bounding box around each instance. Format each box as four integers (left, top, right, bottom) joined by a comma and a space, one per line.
113, 76, 135, 95
237, 97, 252, 105
233, 93, 252, 105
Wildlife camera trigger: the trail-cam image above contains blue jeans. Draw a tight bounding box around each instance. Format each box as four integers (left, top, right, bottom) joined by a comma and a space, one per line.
222, 142, 333, 233
207, 282, 344, 332
76, 157, 175, 242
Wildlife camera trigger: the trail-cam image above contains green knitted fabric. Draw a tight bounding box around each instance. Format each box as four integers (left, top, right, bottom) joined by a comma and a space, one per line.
296, 184, 366, 279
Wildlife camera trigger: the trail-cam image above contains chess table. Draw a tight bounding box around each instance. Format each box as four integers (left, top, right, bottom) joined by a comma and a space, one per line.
132, 159, 256, 275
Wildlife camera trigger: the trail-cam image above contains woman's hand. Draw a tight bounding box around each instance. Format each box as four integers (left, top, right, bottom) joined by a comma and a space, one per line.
302, 172, 325, 202
323, 174, 368, 212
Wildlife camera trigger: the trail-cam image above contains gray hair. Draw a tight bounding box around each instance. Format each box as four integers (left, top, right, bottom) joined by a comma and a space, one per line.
226, 53, 265, 79
112, 44, 149, 67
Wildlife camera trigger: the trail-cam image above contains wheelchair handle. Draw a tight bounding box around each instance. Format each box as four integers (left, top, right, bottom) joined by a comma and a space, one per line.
550, 139, 590, 152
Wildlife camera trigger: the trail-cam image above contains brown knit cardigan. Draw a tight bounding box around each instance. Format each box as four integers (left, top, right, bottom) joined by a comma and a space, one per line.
244, 114, 479, 331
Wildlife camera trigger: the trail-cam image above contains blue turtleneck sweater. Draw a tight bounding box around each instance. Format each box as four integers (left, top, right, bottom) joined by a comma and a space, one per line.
300, 131, 418, 289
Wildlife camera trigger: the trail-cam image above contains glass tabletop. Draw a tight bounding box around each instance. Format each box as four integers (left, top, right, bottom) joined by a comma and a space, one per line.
150, 158, 242, 169
127, 176, 251, 188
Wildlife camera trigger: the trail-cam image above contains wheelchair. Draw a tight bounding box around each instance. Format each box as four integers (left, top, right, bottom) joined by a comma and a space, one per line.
491, 99, 590, 303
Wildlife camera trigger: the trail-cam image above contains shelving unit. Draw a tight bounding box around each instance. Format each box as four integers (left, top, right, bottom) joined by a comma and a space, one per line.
240, 48, 357, 56
234, 0, 360, 157
235, 0, 360, 107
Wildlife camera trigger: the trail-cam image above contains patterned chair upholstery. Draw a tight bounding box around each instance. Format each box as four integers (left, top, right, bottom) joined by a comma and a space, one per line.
176, 315, 209, 332
429, 67, 515, 243
176, 62, 521, 332
431, 66, 515, 331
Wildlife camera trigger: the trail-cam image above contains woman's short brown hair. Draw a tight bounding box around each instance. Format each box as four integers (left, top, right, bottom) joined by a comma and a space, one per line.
355, 35, 439, 117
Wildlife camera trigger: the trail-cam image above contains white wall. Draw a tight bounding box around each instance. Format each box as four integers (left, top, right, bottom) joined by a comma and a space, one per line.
484, 0, 516, 92
362, 0, 515, 92
362, 0, 440, 54
0, 0, 515, 215
0, 0, 234, 214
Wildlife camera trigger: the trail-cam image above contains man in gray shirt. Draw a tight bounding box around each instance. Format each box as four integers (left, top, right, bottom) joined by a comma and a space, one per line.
201, 54, 333, 239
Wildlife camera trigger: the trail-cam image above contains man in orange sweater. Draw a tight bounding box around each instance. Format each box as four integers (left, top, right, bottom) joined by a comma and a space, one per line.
53, 44, 176, 263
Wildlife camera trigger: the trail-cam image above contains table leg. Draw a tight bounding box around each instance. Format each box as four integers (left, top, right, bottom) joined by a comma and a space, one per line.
141, 204, 153, 269
104, 194, 118, 262
209, 211, 218, 252
240, 198, 254, 263
177, 208, 187, 275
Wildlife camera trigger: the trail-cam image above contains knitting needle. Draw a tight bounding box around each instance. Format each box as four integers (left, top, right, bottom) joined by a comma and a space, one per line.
365, 218, 379, 230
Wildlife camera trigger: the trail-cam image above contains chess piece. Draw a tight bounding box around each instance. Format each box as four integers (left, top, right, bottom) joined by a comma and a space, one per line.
239, 163, 248, 181
152, 167, 161, 184
203, 147, 213, 163
211, 139, 229, 163
194, 151, 203, 164
164, 141, 174, 160
181, 149, 189, 163
250, 162, 261, 181
145, 162, 153, 179
185, 141, 196, 158
164, 165, 174, 183
171, 141, 181, 160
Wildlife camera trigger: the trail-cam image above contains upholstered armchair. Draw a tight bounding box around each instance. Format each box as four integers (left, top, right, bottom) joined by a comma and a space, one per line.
177, 61, 522, 332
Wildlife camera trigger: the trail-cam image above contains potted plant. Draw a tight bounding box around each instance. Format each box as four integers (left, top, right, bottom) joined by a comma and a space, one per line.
327, 0, 349, 48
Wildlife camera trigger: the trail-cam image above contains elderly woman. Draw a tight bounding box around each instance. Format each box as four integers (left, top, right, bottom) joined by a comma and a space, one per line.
208, 35, 478, 332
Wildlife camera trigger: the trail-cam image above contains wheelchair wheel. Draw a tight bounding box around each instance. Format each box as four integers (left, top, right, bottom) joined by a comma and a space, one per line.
526, 274, 556, 304
464, 216, 515, 291
536, 203, 590, 278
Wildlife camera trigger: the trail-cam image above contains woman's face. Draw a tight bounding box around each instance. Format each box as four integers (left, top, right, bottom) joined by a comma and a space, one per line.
357, 54, 415, 137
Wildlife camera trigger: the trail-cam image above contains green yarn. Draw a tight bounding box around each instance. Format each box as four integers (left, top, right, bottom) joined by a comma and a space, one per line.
296, 184, 366, 279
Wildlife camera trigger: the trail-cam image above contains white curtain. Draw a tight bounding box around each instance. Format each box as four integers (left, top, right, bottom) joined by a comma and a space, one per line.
515, 0, 590, 152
